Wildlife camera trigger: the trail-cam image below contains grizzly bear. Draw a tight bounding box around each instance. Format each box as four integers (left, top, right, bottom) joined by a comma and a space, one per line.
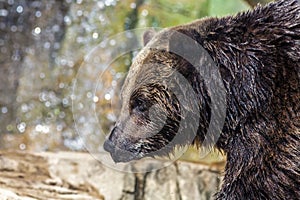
104, 0, 300, 199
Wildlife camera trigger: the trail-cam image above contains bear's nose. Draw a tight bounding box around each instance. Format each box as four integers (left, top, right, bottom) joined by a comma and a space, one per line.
104, 126, 138, 163
103, 139, 137, 163
104, 126, 118, 153
103, 139, 114, 153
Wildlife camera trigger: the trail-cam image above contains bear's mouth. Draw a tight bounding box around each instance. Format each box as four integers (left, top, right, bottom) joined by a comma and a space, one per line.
103, 118, 183, 163
103, 139, 142, 163
103, 136, 180, 163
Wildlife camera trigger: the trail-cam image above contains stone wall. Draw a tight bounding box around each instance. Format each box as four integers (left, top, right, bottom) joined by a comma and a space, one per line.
0, 151, 224, 200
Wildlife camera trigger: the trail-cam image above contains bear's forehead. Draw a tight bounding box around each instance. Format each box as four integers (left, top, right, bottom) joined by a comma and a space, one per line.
120, 25, 199, 101
120, 30, 172, 98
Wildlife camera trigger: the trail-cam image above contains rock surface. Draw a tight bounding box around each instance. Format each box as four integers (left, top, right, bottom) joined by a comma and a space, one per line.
0, 151, 224, 200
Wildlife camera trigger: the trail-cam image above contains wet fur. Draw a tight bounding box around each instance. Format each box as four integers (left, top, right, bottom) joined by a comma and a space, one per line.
104, 0, 300, 199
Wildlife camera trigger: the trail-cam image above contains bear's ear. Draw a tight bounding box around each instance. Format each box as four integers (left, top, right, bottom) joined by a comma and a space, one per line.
143, 29, 156, 46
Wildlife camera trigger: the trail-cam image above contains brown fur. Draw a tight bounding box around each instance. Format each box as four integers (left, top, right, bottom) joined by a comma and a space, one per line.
104, 0, 300, 199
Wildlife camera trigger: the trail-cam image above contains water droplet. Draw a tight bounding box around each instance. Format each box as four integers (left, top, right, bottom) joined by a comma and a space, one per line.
40, 72, 45, 79
64, 137, 84, 151
99, 15, 105, 22
35, 124, 42, 132
62, 98, 69, 105
0, 9, 8, 17
67, 61, 74, 67
19, 143, 26, 150
130, 3, 136, 9
8, 0, 14, 5
92, 32, 99, 39
97, 2, 105, 9
36, 125, 50, 134
44, 42, 51, 49
11, 25, 17, 32
112, 80, 117, 87
43, 126, 50, 133
56, 124, 63, 132
59, 82, 65, 89
109, 39, 116, 46
105, 0, 114, 6
93, 96, 99, 103
76, 36, 84, 43
39, 92, 47, 102
86, 92, 93, 98
1, 107, 8, 114
47, 112, 54, 120
35, 11, 42, 18
142, 9, 149, 16
21, 104, 29, 112
6, 124, 14, 131
105, 93, 111, 100
34, 27, 41, 34
77, 10, 83, 16
59, 111, 66, 119
12, 51, 21, 61
64, 16, 72, 25
60, 59, 67, 66
52, 24, 59, 32
16, 5, 23, 13
45, 101, 51, 107
17, 122, 26, 133
116, 72, 123, 79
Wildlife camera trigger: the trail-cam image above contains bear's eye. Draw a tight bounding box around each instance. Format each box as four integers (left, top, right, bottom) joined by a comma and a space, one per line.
131, 98, 148, 113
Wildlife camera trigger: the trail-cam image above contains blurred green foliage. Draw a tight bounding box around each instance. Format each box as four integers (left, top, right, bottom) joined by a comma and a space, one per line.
209, 0, 250, 16
130, 0, 251, 28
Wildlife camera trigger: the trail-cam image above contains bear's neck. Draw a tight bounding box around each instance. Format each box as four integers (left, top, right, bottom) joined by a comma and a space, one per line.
174, 1, 300, 198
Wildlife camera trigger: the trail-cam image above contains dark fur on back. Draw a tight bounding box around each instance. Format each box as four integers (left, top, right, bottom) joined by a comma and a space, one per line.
104, 0, 300, 199
184, 0, 300, 199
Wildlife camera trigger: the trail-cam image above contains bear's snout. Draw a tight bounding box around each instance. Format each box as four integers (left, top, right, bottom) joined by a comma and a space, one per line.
104, 126, 138, 163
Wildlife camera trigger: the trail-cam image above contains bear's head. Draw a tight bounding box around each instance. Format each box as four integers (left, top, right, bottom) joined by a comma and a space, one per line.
104, 27, 223, 163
